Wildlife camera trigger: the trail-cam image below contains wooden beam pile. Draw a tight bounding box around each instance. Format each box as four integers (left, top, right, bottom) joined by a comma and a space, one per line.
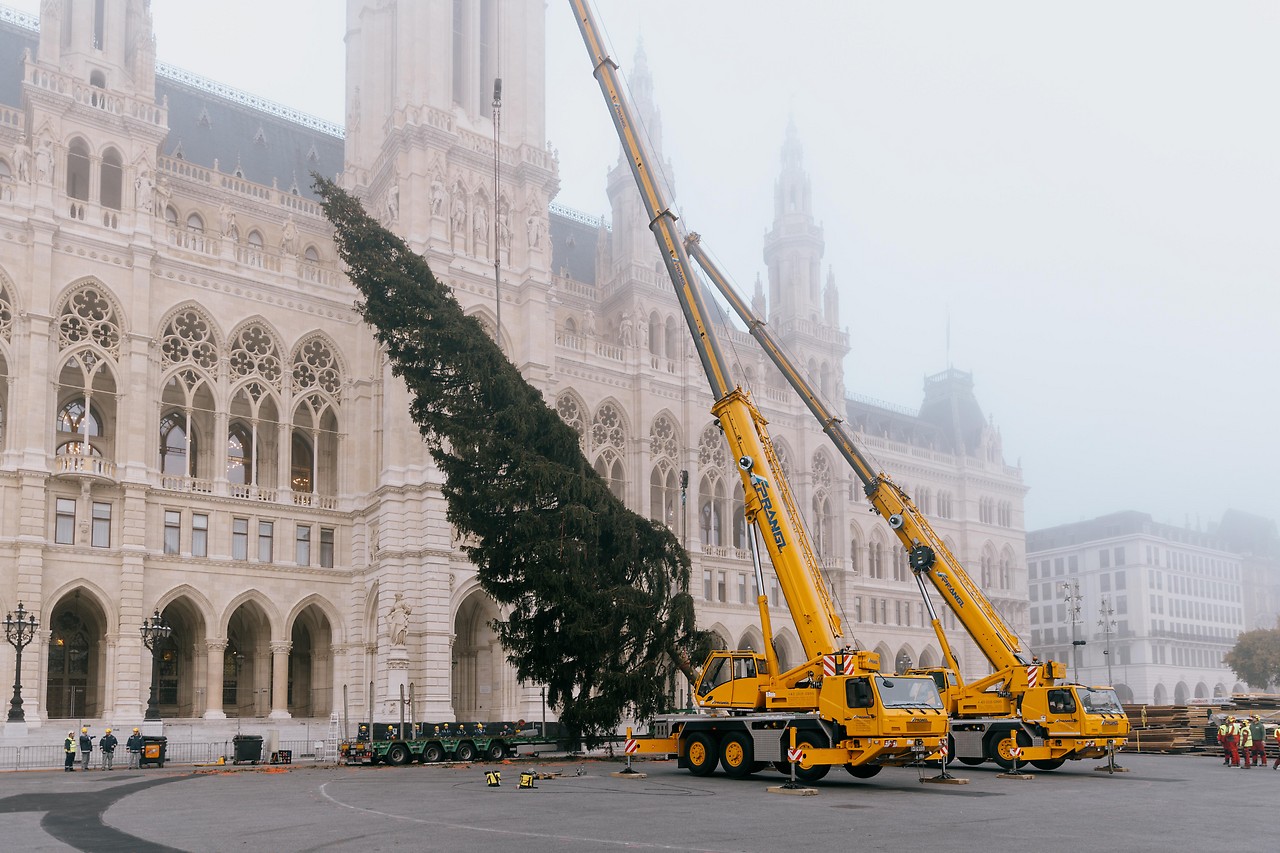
1121, 703, 1223, 753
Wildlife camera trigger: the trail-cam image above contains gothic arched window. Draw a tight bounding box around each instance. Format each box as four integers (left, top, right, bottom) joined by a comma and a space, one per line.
159, 411, 196, 477
67, 138, 91, 201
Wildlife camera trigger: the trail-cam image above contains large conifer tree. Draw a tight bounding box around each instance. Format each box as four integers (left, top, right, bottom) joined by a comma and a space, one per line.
316, 179, 712, 743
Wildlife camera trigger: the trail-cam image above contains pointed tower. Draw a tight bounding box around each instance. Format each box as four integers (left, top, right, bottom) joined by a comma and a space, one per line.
36, 0, 157, 96
605, 40, 675, 280
343, 0, 557, 279
762, 119, 848, 402
763, 117, 825, 326
24, 0, 168, 217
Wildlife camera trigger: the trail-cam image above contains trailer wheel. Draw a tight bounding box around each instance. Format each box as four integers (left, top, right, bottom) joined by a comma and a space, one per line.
844, 763, 882, 779
958, 756, 985, 766
685, 733, 717, 777
792, 738, 830, 783
386, 744, 410, 766
423, 743, 444, 763
485, 741, 506, 761
718, 732, 754, 779
1031, 758, 1066, 771
455, 741, 477, 762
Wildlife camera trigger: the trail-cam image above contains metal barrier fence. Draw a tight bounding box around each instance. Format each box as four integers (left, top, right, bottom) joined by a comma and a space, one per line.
0, 740, 338, 772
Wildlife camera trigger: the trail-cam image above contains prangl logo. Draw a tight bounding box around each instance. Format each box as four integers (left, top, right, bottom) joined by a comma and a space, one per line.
750, 473, 787, 550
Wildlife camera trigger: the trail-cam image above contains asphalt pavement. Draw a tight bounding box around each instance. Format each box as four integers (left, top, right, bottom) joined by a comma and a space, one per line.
0, 752, 1274, 852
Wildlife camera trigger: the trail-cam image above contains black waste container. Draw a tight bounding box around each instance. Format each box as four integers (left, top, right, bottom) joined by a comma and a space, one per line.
140, 736, 167, 768
233, 734, 263, 765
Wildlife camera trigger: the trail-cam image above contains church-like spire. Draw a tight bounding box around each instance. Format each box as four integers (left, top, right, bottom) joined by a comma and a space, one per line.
763, 118, 823, 325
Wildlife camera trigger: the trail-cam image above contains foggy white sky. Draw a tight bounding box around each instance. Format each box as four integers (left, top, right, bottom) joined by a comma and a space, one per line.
9, 1, 1276, 533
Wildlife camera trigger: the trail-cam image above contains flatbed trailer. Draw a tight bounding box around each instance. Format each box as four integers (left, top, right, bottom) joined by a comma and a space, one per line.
340, 722, 555, 766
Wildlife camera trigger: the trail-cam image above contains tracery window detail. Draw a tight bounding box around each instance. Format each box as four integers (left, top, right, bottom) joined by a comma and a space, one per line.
292, 337, 342, 395
58, 286, 121, 358
555, 393, 585, 441
591, 402, 625, 453
161, 308, 218, 370
649, 414, 678, 461
228, 323, 282, 387
698, 423, 726, 470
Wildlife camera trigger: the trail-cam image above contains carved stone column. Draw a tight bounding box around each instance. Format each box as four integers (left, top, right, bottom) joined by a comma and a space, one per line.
269, 640, 292, 719
203, 639, 227, 719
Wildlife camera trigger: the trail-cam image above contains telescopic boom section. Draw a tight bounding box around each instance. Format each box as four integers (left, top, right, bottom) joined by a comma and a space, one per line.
571, 0, 843, 660
685, 235, 1030, 673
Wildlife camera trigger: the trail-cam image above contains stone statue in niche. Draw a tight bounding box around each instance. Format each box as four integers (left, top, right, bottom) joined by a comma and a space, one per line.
583, 309, 597, 338
135, 169, 154, 213
430, 177, 446, 216
280, 216, 298, 255
619, 311, 634, 347
387, 593, 413, 647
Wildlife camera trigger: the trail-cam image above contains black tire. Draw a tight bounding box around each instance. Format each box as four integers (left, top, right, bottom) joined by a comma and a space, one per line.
1031, 758, 1066, 771
685, 733, 718, 777
156, 760, 164, 769
990, 730, 1032, 771
718, 732, 755, 779
772, 761, 790, 775
946, 734, 957, 766
455, 741, 477, 762
386, 744, 410, 766
793, 738, 830, 784
423, 743, 444, 763
485, 741, 506, 761
843, 763, 882, 779
958, 756, 985, 766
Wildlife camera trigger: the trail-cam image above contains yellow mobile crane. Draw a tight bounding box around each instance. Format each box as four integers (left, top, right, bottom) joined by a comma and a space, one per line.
684, 235, 1130, 771
571, 0, 948, 782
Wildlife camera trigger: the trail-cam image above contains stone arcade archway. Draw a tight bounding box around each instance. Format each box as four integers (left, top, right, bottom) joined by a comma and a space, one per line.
452, 590, 506, 721
288, 604, 334, 718
45, 589, 109, 719
224, 600, 273, 718
157, 596, 208, 718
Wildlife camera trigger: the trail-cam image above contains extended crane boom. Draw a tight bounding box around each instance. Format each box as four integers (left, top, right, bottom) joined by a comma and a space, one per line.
570, 0, 949, 782
683, 236, 1129, 771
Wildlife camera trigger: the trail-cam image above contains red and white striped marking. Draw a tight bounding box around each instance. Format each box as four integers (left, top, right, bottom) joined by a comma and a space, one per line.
822, 655, 836, 677
938, 742, 948, 758
1026, 666, 1040, 688
843, 655, 856, 676
1010, 746, 1023, 759
624, 738, 639, 755
787, 747, 804, 763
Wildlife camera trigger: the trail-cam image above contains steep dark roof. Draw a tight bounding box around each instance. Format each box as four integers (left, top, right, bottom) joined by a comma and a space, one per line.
156, 76, 343, 201
0, 14, 36, 109
1216, 510, 1280, 558
917, 368, 987, 455
549, 207, 605, 286
0, 14, 343, 201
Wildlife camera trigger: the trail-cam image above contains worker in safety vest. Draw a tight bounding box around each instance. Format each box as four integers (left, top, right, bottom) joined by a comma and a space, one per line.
1217, 717, 1229, 764
1220, 717, 1239, 766
1272, 725, 1280, 770
1248, 716, 1267, 768
1237, 718, 1253, 768
63, 731, 77, 771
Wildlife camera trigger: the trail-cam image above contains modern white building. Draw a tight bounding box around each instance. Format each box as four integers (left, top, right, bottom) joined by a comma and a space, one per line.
0, 1, 1027, 737
1027, 511, 1248, 705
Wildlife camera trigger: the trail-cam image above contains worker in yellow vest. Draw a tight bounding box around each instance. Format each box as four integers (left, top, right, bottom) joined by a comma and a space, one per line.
1238, 718, 1253, 768
63, 731, 77, 772
1217, 718, 1231, 765
1272, 725, 1279, 770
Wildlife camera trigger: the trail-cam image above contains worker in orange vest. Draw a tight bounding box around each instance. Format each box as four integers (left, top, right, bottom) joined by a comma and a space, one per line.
1220, 717, 1239, 767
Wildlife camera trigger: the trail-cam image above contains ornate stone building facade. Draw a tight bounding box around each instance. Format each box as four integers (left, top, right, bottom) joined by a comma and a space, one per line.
0, 1, 1027, 734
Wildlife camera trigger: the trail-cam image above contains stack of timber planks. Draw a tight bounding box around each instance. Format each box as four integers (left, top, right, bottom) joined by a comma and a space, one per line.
1121, 695, 1280, 754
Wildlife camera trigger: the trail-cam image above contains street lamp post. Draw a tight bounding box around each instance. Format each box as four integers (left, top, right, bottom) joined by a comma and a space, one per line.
140, 609, 172, 721
4, 602, 39, 723
1060, 580, 1084, 682
1099, 596, 1116, 687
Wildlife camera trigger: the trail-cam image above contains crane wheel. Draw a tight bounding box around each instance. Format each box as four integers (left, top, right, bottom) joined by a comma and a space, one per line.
719, 732, 755, 779
686, 733, 718, 777
1031, 758, 1066, 771
990, 730, 1032, 770
792, 738, 830, 783
423, 743, 444, 763
844, 763, 882, 779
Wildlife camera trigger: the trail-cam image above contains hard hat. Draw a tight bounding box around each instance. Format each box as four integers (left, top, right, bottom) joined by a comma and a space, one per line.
133, 727, 140, 733
81, 727, 88, 733
68, 731, 74, 736
105, 728, 112, 733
